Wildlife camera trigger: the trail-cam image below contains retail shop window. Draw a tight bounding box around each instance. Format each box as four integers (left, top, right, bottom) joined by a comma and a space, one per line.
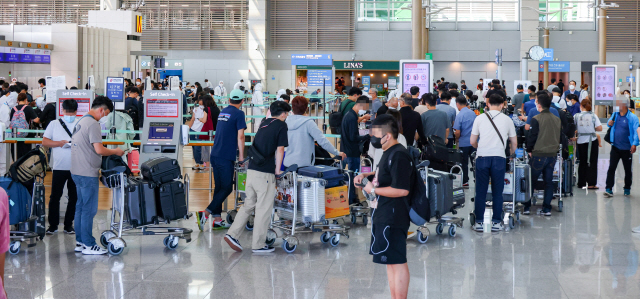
357, 0, 411, 22
538, 0, 595, 23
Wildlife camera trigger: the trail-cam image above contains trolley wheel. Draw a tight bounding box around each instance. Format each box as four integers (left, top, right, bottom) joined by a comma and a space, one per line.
108, 243, 124, 255
164, 235, 179, 250
350, 214, 357, 224
557, 201, 563, 212
362, 215, 368, 226
100, 231, 116, 248
469, 213, 476, 227
282, 241, 297, 253
436, 223, 444, 235
508, 216, 516, 229
448, 225, 457, 237
320, 232, 331, 244
226, 210, 238, 224
417, 231, 429, 244
245, 221, 254, 231
515, 211, 520, 222
330, 234, 340, 247
9, 241, 20, 255
266, 237, 276, 247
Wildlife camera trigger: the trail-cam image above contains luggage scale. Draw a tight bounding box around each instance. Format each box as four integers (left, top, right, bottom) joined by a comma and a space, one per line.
9, 177, 45, 255
268, 165, 351, 253
100, 168, 193, 255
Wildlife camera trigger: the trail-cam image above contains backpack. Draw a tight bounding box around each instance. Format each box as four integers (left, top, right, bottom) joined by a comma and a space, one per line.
9, 145, 49, 183
100, 155, 131, 188
125, 105, 139, 130
329, 100, 351, 134
0, 176, 32, 225
389, 149, 430, 226
10, 106, 29, 138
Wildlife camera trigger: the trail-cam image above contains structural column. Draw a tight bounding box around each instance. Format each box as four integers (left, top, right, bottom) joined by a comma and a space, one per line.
543, 28, 549, 89
421, 7, 428, 56
248, 0, 267, 88
598, 8, 606, 64
411, 0, 422, 59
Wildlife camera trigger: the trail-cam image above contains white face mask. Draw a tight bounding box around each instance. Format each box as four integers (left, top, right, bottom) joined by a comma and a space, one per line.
625, 94, 630, 99
569, 85, 575, 90
219, 83, 223, 87
553, 95, 560, 102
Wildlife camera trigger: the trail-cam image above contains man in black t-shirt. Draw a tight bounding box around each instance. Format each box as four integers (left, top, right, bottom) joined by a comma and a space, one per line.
355, 114, 414, 299
485, 79, 506, 102
225, 101, 291, 254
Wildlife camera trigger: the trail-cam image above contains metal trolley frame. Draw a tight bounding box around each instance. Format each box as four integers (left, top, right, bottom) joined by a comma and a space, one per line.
9, 176, 45, 255
267, 165, 351, 253
100, 170, 193, 255
532, 146, 564, 212
226, 160, 255, 231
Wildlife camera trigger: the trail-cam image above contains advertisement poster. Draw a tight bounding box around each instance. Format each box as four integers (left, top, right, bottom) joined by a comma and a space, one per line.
47, 76, 66, 103
388, 76, 398, 90
513, 80, 532, 95
362, 76, 371, 92
146, 99, 179, 117
401, 62, 432, 95
594, 66, 616, 105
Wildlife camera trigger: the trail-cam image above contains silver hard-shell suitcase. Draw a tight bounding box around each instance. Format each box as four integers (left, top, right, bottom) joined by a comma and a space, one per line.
486, 161, 530, 203
277, 176, 326, 224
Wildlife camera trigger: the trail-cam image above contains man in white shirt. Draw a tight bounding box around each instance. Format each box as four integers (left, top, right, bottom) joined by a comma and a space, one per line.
205, 79, 214, 89
214, 81, 227, 98
43, 99, 80, 235
233, 79, 244, 90
470, 94, 517, 232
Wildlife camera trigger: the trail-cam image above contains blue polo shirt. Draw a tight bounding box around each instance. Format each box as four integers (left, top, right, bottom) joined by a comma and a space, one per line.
523, 100, 536, 116
526, 106, 560, 124
614, 113, 632, 150
453, 107, 476, 147
210, 105, 247, 161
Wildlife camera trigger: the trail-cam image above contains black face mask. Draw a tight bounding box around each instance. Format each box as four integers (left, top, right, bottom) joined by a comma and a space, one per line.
371, 135, 387, 149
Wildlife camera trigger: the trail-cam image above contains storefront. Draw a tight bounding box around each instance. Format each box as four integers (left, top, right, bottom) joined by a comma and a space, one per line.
333, 61, 399, 94
538, 61, 570, 89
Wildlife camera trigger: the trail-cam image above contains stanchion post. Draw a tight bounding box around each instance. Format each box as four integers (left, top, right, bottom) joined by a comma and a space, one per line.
208, 130, 214, 194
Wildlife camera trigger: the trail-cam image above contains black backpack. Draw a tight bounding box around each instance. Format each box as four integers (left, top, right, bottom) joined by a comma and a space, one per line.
564, 109, 576, 139
329, 100, 351, 134
389, 150, 430, 226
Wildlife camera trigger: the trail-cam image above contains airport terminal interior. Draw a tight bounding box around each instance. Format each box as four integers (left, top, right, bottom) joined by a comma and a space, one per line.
1, 0, 640, 298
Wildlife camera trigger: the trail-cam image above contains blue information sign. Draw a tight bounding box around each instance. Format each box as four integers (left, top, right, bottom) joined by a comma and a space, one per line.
291, 54, 333, 66
123, 67, 131, 72
538, 61, 570, 72
20, 54, 33, 63
6, 53, 19, 62
106, 77, 125, 102
540, 48, 554, 62
307, 70, 333, 88
0, 53, 4, 62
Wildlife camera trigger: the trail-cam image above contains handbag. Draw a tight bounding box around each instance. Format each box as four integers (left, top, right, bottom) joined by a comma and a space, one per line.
199, 107, 214, 140
604, 113, 616, 144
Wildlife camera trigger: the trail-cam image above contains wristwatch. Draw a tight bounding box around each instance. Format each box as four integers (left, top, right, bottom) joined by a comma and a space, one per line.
370, 187, 376, 197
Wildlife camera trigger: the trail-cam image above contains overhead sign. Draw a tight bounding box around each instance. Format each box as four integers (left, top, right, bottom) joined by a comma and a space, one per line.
140, 58, 152, 69
400, 60, 433, 95
105, 77, 125, 102
540, 48, 554, 62
56, 90, 94, 117
144, 91, 182, 118
425, 53, 433, 60
592, 65, 617, 105
538, 61, 570, 72
627, 76, 635, 83
307, 69, 332, 89
334, 61, 399, 70
291, 54, 333, 66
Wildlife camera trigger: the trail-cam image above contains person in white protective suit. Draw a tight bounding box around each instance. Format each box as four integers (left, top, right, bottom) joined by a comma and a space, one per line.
252, 83, 264, 132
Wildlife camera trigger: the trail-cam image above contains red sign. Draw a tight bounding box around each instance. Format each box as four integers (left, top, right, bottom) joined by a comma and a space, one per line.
59, 98, 90, 117
146, 99, 179, 118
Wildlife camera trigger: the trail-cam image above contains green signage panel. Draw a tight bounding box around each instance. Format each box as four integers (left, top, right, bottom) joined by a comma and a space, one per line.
425, 53, 433, 60
334, 61, 399, 71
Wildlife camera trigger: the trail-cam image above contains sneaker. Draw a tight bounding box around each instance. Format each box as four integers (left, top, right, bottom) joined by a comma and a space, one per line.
191, 165, 199, 170
523, 208, 531, 215
63, 226, 75, 234
213, 220, 231, 230
624, 189, 631, 196
462, 183, 469, 188
252, 246, 275, 253
224, 234, 243, 252
604, 189, 613, 197
491, 222, 504, 232
632, 226, 640, 233
472, 222, 484, 232
196, 211, 208, 232
82, 245, 107, 255
45, 226, 58, 235
486, 201, 493, 207
540, 210, 552, 216
407, 231, 416, 239
75, 242, 86, 252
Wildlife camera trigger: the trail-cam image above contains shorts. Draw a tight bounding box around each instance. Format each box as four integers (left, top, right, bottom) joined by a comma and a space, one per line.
369, 224, 408, 265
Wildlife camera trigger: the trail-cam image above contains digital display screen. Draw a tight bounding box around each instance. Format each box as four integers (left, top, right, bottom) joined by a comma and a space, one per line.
148, 122, 174, 141
402, 62, 431, 95
59, 98, 91, 117
146, 99, 179, 118
594, 67, 616, 104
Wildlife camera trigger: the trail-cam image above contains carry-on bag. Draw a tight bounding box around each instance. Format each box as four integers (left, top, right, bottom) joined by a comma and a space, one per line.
18, 181, 46, 240
486, 161, 530, 203
297, 165, 344, 188
562, 159, 574, 196
276, 176, 326, 224
140, 157, 181, 185
126, 178, 159, 227
1, 177, 31, 225
426, 169, 456, 219
9, 146, 49, 183
157, 180, 188, 222
325, 185, 349, 219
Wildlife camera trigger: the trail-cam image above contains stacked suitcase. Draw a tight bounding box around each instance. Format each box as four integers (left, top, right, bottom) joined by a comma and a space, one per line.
123, 157, 187, 227
486, 161, 531, 204
298, 165, 350, 219
276, 176, 326, 225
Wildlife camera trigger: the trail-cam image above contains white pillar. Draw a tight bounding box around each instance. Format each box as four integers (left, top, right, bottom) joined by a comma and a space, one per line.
248, 0, 267, 89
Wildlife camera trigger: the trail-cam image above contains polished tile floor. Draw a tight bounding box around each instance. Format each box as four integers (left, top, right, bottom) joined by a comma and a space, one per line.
7, 146, 640, 299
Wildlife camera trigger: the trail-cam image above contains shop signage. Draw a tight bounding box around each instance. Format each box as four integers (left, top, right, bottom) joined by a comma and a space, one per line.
291, 54, 333, 66
538, 61, 569, 72
540, 48, 554, 62
334, 61, 398, 71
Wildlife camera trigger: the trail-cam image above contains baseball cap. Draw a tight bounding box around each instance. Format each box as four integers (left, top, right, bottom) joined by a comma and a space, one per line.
229, 89, 244, 101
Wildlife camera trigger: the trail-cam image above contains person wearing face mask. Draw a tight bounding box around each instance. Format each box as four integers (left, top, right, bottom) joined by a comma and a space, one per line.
214, 81, 227, 98
561, 80, 580, 102
603, 99, 639, 198
551, 87, 567, 109
341, 96, 372, 205
354, 114, 415, 299
398, 94, 427, 147
42, 99, 80, 235
623, 90, 634, 110
71, 96, 124, 255
376, 96, 398, 117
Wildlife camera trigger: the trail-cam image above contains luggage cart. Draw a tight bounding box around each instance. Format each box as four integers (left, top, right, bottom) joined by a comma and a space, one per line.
415, 163, 465, 244
267, 165, 351, 253
225, 159, 255, 231
9, 177, 44, 255
99, 167, 193, 256
350, 157, 373, 225
532, 147, 564, 212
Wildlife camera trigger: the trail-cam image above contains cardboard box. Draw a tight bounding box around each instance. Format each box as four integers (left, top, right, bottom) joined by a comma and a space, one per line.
325, 185, 349, 219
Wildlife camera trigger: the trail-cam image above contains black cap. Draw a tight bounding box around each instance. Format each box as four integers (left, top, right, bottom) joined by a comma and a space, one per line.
269, 101, 291, 116
517, 84, 524, 90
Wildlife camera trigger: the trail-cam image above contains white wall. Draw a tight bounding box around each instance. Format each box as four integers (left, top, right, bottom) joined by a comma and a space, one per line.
80, 26, 128, 94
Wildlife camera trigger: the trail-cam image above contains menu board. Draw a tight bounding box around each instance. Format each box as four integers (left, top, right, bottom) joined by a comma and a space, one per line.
146, 99, 179, 118
401, 60, 433, 96
593, 65, 617, 105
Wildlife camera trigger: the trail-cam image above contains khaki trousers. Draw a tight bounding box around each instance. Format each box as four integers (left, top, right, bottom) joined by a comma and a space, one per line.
227, 169, 276, 250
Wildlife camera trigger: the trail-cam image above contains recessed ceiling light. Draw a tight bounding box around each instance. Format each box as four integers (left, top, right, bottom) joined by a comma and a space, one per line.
29, 4, 37, 6
159, 4, 167, 6
72, 4, 79, 6
181, 5, 189, 6
203, 5, 209, 7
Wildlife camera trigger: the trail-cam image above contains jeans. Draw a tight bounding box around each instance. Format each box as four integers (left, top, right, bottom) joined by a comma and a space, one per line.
606, 145, 633, 190
474, 156, 506, 223
190, 129, 203, 165
72, 175, 99, 247
48, 170, 78, 228
524, 156, 556, 212
344, 157, 360, 205
206, 158, 235, 217
577, 139, 598, 187
459, 146, 476, 184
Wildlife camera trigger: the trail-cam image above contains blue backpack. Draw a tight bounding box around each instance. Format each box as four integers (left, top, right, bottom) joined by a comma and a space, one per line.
0, 177, 32, 225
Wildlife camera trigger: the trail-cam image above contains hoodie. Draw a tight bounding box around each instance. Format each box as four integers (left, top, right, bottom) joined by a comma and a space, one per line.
284, 114, 340, 167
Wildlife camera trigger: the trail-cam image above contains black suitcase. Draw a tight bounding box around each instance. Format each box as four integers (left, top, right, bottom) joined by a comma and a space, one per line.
140, 157, 181, 185
562, 159, 574, 196
19, 181, 46, 240
126, 178, 159, 227
426, 169, 456, 219
158, 181, 188, 222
